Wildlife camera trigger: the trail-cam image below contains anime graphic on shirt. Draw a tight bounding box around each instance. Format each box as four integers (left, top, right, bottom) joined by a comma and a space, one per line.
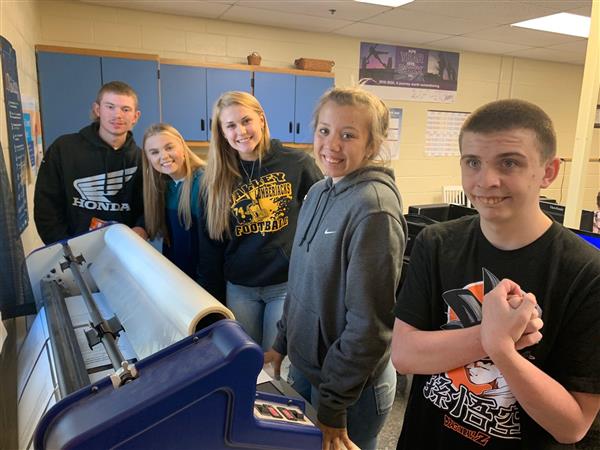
423, 268, 523, 445
231, 171, 293, 237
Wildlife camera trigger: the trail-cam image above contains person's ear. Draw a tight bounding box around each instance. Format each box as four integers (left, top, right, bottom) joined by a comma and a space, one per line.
92, 102, 100, 119
540, 157, 560, 188
132, 110, 141, 126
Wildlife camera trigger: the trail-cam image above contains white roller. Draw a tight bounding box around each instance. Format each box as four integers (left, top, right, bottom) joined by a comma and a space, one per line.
89, 224, 233, 359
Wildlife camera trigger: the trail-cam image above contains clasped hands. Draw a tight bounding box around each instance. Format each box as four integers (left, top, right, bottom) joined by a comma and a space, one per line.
481, 278, 544, 360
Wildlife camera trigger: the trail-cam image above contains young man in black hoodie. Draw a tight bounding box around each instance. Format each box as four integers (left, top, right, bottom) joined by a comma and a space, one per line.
34, 81, 146, 244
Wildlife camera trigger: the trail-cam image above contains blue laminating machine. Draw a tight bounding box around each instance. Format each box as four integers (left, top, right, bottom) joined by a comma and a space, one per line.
34, 319, 321, 449
20, 225, 320, 450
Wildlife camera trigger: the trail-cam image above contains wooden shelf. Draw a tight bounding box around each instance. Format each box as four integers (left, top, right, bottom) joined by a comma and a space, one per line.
35, 46, 333, 78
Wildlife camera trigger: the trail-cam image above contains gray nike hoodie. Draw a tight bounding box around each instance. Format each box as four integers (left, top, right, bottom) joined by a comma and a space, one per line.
273, 166, 407, 428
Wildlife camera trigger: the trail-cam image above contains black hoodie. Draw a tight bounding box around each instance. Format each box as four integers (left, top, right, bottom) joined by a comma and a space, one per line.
224, 139, 322, 286
34, 123, 143, 245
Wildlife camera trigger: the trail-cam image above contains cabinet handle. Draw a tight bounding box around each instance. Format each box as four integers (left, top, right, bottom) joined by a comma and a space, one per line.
296, 123, 300, 135
200, 119, 205, 131
289, 121, 293, 133
210, 118, 213, 130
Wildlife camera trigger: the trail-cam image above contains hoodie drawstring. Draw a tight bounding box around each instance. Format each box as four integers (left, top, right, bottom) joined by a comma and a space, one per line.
299, 185, 332, 252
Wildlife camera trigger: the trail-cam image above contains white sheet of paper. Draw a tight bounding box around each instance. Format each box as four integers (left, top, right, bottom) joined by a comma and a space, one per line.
257, 368, 273, 385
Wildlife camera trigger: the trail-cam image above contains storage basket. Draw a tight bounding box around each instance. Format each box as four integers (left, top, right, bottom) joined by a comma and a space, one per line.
247, 52, 262, 65
294, 58, 335, 72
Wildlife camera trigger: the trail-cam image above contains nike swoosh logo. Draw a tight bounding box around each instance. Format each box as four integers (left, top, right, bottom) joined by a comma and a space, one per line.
324, 229, 336, 235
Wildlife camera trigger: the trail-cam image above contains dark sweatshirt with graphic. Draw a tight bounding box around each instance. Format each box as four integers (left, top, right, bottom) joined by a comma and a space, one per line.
34, 123, 143, 245
272, 166, 407, 428
224, 139, 322, 287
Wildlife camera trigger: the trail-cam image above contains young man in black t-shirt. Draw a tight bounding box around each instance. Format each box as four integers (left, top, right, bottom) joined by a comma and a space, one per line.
392, 99, 600, 449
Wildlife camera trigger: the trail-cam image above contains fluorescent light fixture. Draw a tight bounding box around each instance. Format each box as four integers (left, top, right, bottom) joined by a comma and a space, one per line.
512, 13, 590, 38
354, 0, 414, 7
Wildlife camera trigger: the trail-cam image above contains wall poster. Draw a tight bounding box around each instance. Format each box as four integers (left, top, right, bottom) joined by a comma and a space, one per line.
385, 108, 402, 160
425, 110, 470, 157
1, 35, 28, 234
359, 42, 459, 103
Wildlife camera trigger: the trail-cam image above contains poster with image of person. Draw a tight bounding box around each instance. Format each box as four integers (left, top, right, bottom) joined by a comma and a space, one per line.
359, 42, 459, 103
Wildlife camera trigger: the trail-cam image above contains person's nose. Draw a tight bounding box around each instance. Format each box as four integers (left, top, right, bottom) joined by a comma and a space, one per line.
477, 165, 501, 188
324, 133, 341, 152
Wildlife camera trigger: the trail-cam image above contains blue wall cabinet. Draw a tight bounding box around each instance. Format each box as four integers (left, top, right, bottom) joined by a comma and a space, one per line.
294, 76, 333, 143
160, 64, 208, 141
37, 51, 159, 149
253, 72, 295, 142
160, 65, 251, 141
101, 57, 160, 145
37, 52, 102, 150
254, 72, 333, 144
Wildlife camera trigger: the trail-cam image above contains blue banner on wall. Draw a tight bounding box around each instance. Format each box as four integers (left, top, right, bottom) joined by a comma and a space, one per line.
1, 35, 28, 234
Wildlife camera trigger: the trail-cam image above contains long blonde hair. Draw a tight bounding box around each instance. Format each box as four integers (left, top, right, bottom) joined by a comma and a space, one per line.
142, 123, 206, 241
201, 91, 271, 241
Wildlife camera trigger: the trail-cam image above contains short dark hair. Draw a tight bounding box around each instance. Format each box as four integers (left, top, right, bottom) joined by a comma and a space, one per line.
459, 99, 556, 161
95, 80, 139, 109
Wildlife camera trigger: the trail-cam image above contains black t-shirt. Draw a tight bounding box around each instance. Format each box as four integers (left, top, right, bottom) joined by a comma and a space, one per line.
395, 215, 600, 449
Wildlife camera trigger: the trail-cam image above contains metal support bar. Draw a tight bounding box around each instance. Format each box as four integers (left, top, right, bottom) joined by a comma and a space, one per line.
41, 280, 89, 397
60, 243, 126, 375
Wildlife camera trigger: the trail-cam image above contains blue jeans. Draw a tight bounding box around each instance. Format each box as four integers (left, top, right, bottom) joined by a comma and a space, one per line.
226, 281, 286, 350
288, 360, 396, 450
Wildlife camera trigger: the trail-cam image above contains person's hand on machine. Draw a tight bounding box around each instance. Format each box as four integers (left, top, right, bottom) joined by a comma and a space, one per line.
263, 349, 284, 379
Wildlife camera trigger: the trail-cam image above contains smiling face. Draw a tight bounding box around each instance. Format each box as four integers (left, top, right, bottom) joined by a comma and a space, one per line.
93, 92, 140, 145
460, 128, 559, 227
144, 132, 187, 180
313, 101, 372, 182
219, 104, 265, 161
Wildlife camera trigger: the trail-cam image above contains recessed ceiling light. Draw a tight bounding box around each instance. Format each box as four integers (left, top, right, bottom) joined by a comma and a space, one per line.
512, 13, 590, 38
354, 0, 414, 7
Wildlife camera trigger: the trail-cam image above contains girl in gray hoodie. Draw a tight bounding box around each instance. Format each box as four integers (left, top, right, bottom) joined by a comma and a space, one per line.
267, 87, 407, 450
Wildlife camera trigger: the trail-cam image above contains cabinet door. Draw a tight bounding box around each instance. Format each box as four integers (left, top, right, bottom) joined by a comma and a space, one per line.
206, 68, 252, 139
160, 64, 207, 141
294, 76, 334, 143
37, 52, 102, 150
101, 57, 160, 145
253, 72, 295, 142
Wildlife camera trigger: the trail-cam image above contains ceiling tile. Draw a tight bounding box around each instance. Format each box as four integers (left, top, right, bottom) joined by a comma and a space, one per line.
75, 0, 592, 65
506, 47, 584, 64
81, 0, 233, 19
428, 36, 530, 55
546, 39, 589, 57
234, 1, 390, 21
465, 24, 583, 47
222, 5, 352, 33
335, 22, 451, 46
363, 8, 491, 35
402, 0, 560, 26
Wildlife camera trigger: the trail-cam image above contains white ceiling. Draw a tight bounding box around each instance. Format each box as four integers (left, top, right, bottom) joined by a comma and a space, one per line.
80, 0, 592, 65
